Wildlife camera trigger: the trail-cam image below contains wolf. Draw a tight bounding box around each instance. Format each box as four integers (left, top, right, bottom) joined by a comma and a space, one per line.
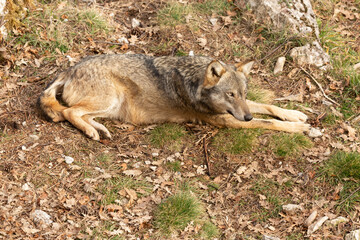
38, 54, 310, 141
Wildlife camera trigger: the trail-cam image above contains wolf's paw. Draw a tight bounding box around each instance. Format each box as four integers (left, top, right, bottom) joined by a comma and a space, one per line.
85, 128, 100, 141
289, 122, 311, 133
279, 109, 308, 122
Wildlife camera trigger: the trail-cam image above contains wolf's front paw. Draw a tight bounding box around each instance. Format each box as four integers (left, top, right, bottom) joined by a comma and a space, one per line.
279, 109, 308, 122
85, 128, 100, 141
290, 122, 311, 133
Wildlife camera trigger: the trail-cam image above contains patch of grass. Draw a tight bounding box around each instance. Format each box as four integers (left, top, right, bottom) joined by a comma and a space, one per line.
199, 221, 220, 239
166, 160, 182, 172
154, 191, 204, 235
247, 83, 275, 103
157, 0, 231, 27
98, 177, 152, 205
157, 2, 191, 26
212, 128, 261, 154
321, 151, 360, 211
193, 0, 232, 15
96, 153, 113, 167
148, 123, 188, 151
13, 3, 111, 55
250, 177, 290, 222
271, 133, 313, 158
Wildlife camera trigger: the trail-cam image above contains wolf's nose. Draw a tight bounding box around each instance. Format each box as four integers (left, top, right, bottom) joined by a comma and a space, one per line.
244, 114, 253, 121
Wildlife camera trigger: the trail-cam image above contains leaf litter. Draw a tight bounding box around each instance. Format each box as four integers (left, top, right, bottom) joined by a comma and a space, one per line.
0, 0, 359, 239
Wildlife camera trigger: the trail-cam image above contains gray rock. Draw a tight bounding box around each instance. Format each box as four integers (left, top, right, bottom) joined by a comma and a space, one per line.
345, 229, 360, 240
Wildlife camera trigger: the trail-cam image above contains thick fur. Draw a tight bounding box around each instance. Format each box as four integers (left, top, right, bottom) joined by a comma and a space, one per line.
39, 54, 310, 140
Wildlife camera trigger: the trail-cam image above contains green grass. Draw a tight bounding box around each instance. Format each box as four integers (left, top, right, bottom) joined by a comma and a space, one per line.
250, 177, 292, 222
212, 128, 261, 154
199, 221, 220, 239
157, 0, 231, 27
148, 123, 188, 151
271, 133, 313, 158
247, 83, 275, 103
154, 191, 204, 235
13, 4, 111, 55
321, 151, 360, 211
98, 177, 152, 205
166, 160, 182, 172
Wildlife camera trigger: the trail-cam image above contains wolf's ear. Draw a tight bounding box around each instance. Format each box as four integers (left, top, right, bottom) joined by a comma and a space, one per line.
236, 61, 254, 77
203, 60, 226, 88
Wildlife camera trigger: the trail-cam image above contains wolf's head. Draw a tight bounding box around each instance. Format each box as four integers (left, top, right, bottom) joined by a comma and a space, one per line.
200, 60, 254, 121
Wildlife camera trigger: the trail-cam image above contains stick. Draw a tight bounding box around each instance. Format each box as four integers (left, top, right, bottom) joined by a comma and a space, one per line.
300, 67, 340, 106
338, 185, 360, 206
203, 138, 211, 176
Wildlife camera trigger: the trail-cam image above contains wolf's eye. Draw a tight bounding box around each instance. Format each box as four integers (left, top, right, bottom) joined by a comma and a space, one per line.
227, 92, 235, 97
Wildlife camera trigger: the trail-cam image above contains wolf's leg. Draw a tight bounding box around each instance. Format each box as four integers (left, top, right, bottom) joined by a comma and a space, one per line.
83, 115, 112, 139
246, 100, 308, 122
204, 114, 310, 133
62, 107, 100, 141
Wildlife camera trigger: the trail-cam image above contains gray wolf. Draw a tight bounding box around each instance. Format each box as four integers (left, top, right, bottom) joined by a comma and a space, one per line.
38, 54, 310, 141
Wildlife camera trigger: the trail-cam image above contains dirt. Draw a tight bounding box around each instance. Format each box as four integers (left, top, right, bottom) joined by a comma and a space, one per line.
0, 0, 359, 239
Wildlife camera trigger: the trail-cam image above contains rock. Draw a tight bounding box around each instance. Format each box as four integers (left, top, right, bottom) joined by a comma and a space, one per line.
22, 183, 31, 191
307, 216, 328, 236
152, 152, 159, 157
328, 216, 349, 227
247, 0, 330, 69
273, 57, 286, 74
263, 235, 280, 240
117, 37, 129, 45
308, 128, 322, 138
131, 18, 140, 28
247, 0, 319, 38
189, 50, 194, 56
29, 134, 39, 141
290, 41, 331, 69
31, 210, 53, 226
64, 156, 74, 164
209, 18, 218, 26
304, 210, 317, 227
282, 204, 303, 214
345, 229, 360, 240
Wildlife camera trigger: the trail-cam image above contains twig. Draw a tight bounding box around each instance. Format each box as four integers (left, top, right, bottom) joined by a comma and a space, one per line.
203, 138, 211, 176
338, 185, 360, 206
300, 66, 340, 106
94, 41, 122, 45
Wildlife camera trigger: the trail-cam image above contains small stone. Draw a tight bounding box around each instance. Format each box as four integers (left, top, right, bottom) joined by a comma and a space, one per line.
307, 216, 328, 236
328, 216, 349, 227
22, 183, 30, 191
131, 18, 140, 28
174, 152, 181, 158
151, 152, 159, 157
282, 204, 303, 214
189, 51, 194, 56
345, 229, 360, 240
263, 235, 280, 240
64, 156, 74, 164
144, 161, 151, 165
117, 37, 129, 45
273, 57, 286, 75
29, 134, 39, 141
308, 128, 322, 138
31, 210, 53, 226
209, 18, 218, 26
149, 166, 157, 171
304, 210, 317, 227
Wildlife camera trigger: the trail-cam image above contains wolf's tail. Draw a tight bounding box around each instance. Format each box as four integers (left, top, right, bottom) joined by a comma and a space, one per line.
38, 73, 68, 122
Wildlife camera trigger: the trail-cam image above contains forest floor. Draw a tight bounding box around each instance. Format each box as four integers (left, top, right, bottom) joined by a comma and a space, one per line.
0, 0, 360, 239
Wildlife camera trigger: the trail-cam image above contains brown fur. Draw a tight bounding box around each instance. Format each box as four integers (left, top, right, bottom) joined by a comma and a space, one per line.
38, 54, 310, 140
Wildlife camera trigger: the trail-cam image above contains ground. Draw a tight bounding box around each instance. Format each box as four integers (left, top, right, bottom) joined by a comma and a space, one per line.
0, 0, 359, 239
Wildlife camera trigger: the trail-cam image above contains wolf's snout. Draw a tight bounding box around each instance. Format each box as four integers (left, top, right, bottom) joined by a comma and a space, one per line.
244, 114, 253, 121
